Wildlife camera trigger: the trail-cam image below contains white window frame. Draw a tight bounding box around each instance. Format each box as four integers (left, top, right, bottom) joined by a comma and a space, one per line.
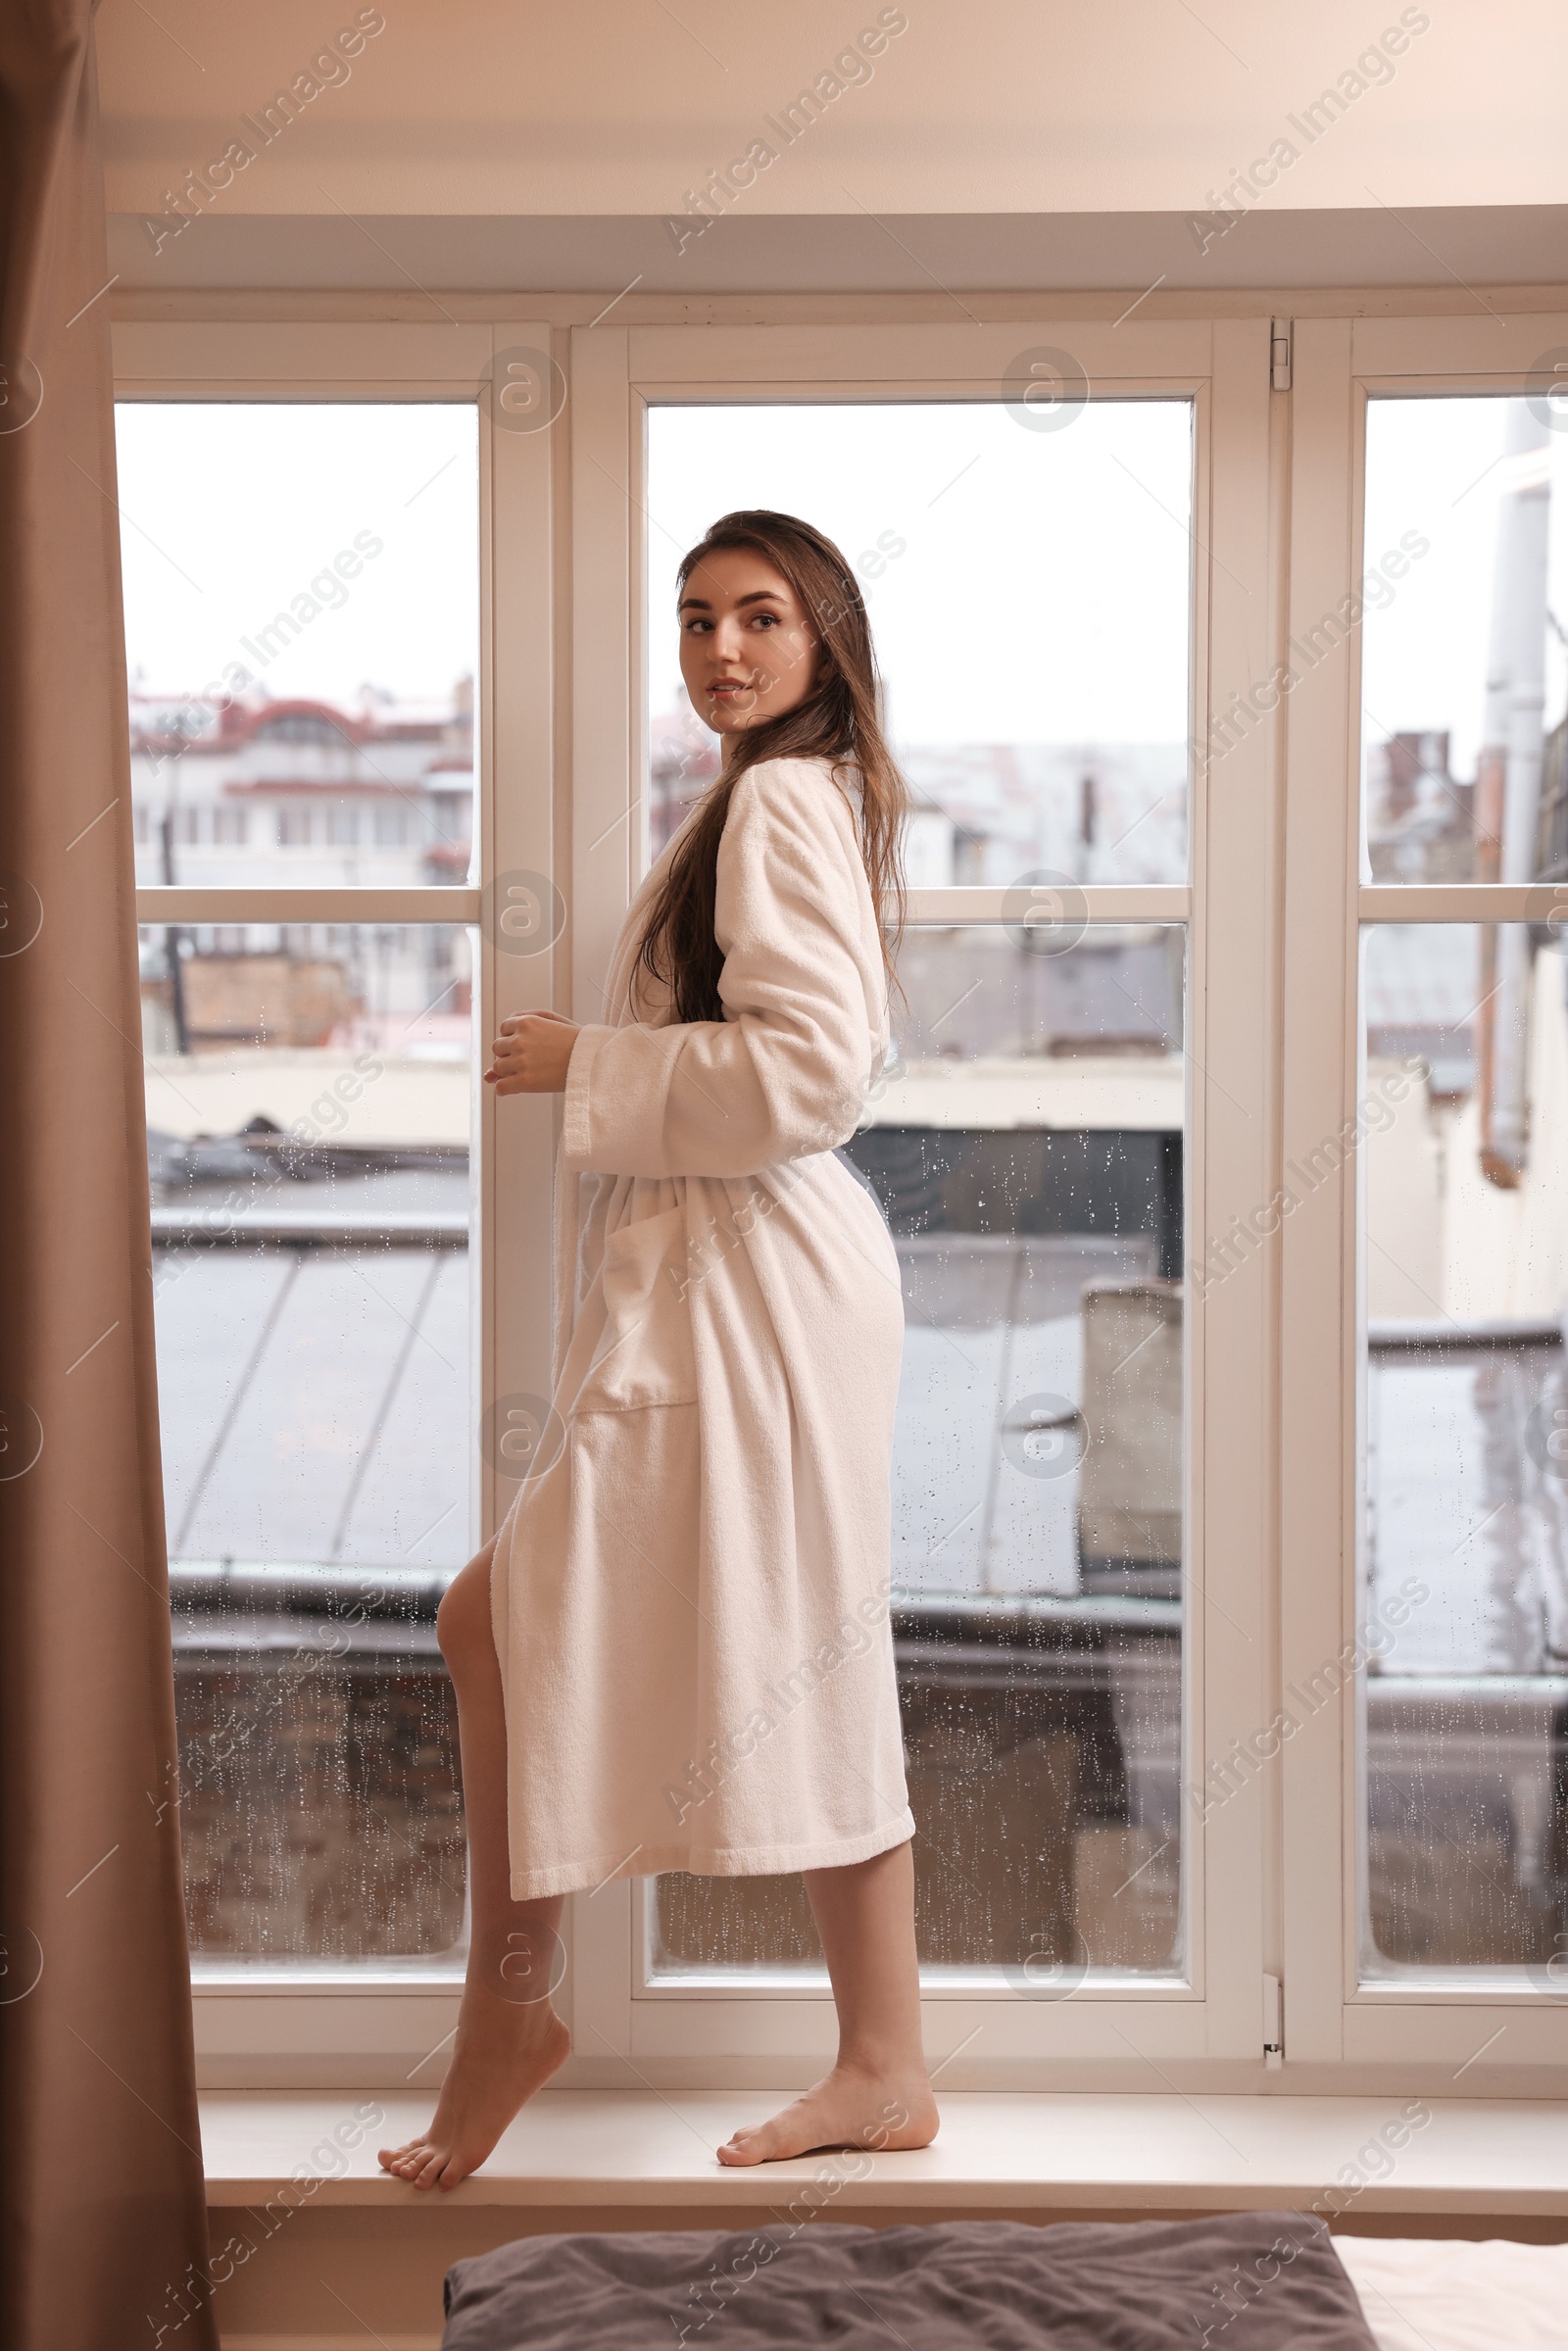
541, 315, 1277, 2091
117, 319, 559, 2087
1280, 312, 1568, 2077
122, 304, 1567, 2094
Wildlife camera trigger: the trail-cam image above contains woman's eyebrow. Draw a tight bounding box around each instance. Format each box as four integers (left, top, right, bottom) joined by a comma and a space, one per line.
678, 587, 787, 612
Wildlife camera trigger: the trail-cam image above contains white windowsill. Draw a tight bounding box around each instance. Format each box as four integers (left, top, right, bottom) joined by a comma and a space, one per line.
200, 2090, 1568, 2221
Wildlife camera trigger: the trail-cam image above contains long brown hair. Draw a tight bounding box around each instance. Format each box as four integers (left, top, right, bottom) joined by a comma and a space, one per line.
636, 510, 908, 1023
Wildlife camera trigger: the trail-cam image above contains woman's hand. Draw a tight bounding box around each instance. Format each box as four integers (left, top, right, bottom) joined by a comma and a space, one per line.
484, 1009, 580, 1096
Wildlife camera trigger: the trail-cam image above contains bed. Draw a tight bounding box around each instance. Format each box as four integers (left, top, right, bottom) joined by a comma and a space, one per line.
1334, 2235, 1567, 2351
440, 2212, 1566, 2349
442, 2211, 1355, 2346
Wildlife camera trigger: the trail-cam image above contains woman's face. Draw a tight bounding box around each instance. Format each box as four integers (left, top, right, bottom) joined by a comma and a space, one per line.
677, 545, 821, 742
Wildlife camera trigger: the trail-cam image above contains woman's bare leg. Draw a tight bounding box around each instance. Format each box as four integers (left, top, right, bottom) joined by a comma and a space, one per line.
716, 1838, 936, 2165
378, 1536, 569, 2191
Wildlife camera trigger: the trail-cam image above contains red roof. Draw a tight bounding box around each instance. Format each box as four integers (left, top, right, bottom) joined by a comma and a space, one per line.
128, 696, 473, 754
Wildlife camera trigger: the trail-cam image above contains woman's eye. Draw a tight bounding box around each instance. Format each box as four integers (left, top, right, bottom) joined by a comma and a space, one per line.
752, 612, 777, 628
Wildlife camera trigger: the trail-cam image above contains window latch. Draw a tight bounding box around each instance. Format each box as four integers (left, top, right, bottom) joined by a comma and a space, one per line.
1270, 319, 1293, 394
1263, 1972, 1284, 2068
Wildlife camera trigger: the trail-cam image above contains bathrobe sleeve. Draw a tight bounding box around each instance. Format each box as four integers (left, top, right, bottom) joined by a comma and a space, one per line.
562, 757, 885, 1180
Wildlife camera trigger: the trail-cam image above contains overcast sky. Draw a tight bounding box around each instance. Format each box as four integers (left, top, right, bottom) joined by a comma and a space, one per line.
644, 399, 1193, 746
115, 403, 480, 710
117, 391, 1568, 777
1363, 394, 1568, 782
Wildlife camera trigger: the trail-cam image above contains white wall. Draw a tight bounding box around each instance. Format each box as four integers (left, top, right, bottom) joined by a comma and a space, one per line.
1365, 949, 1568, 1325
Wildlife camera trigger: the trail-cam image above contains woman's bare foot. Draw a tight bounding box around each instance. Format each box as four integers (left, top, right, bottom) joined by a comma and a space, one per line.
378, 1983, 570, 2191
716, 2060, 938, 2167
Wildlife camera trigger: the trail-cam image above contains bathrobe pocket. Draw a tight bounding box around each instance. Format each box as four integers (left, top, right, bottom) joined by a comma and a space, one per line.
577, 1204, 698, 1411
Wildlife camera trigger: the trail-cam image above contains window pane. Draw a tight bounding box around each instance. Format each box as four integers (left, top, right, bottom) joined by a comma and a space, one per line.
655, 926, 1186, 1983
1360, 920, 1568, 1977
144, 922, 472, 1967
647, 400, 1193, 884
1360, 392, 1568, 889
116, 403, 477, 887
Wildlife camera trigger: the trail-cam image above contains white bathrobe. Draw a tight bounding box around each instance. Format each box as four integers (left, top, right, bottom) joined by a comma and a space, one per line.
492, 755, 917, 1899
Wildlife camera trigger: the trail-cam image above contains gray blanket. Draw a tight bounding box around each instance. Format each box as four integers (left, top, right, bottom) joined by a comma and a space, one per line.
442, 2210, 1378, 2348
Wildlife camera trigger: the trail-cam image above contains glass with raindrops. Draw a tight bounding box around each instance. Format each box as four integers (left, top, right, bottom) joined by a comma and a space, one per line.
654, 926, 1188, 1985
1360, 923, 1568, 1982
143, 921, 471, 1964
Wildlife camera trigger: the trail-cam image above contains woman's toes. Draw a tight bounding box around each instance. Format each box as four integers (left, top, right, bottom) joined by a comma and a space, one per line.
385, 2139, 433, 2182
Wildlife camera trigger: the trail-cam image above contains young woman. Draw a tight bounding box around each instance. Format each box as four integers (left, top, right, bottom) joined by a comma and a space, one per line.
380, 511, 937, 2190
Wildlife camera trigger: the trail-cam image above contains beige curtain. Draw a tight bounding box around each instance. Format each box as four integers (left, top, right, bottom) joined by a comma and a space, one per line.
0, 7, 217, 2345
